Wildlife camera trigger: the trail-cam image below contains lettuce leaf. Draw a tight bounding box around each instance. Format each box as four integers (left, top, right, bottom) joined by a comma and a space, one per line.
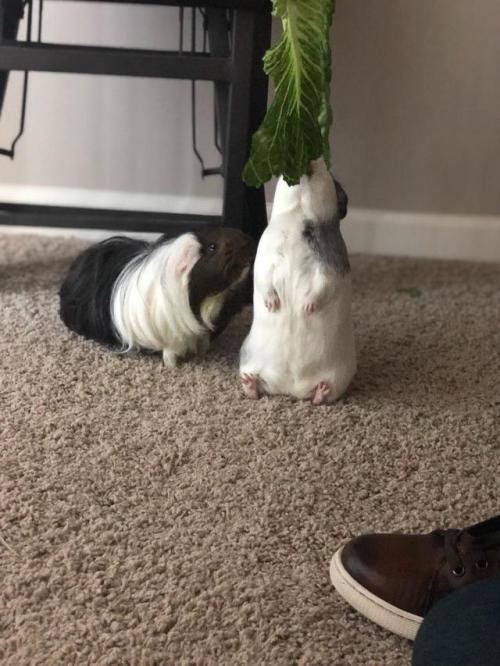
243, 0, 335, 187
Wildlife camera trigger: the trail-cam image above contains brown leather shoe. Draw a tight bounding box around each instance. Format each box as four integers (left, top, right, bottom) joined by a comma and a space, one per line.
330, 516, 500, 640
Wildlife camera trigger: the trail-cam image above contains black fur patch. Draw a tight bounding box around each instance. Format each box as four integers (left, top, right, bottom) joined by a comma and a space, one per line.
302, 219, 351, 275
59, 236, 150, 346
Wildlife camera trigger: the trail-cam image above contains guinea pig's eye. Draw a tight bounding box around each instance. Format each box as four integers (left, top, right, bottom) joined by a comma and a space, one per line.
207, 243, 217, 253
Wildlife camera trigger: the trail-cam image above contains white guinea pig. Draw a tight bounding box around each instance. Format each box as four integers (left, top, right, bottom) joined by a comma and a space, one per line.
239, 158, 356, 405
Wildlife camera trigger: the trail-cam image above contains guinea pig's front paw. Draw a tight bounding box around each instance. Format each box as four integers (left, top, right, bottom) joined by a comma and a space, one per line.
303, 293, 318, 315
162, 349, 178, 369
265, 290, 281, 313
196, 335, 211, 357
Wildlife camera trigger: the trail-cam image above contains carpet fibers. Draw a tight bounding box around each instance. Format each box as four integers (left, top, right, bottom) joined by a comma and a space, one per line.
1, 233, 499, 665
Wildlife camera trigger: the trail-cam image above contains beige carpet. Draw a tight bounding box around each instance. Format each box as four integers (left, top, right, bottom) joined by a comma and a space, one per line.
1, 233, 499, 665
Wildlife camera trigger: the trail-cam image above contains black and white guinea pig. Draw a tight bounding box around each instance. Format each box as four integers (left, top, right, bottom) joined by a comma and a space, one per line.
59, 228, 255, 367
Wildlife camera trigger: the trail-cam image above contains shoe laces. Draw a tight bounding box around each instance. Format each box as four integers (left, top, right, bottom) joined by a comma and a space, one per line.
436, 528, 500, 577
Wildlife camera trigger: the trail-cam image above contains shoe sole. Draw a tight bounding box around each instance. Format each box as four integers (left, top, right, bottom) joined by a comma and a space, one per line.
329, 547, 422, 641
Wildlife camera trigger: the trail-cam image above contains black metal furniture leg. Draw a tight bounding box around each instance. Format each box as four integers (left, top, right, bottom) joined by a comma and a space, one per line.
243, 7, 271, 240
221, 8, 255, 234
208, 6, 270, 240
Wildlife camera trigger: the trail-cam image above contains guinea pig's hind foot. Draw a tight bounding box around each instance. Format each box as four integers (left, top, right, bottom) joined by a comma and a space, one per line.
240, 372, 261, 400
312, 381, 331, 405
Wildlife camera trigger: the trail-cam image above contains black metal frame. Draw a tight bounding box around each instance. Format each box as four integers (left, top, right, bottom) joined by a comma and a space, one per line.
0, 0, 271, 238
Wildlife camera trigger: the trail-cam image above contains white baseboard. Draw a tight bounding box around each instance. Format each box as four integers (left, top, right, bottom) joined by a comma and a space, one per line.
344, 208, 500, 262
0, 184, 499, 262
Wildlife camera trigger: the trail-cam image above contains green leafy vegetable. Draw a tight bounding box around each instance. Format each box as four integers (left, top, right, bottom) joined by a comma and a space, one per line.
243, 0, 335, 188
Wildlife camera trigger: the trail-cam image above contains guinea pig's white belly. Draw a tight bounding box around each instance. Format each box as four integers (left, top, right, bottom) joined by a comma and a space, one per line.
241, 296, 356, 401
241, 220, 356, 402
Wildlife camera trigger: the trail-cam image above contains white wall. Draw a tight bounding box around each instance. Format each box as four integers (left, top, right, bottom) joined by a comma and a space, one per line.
0, 0, 499, 260
332, 0, 500, 217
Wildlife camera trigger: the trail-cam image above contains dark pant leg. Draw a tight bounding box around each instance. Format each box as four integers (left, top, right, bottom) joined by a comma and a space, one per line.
412, 577, 500, 666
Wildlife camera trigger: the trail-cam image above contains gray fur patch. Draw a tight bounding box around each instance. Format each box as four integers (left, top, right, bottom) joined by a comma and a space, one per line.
302, 219, 351, 275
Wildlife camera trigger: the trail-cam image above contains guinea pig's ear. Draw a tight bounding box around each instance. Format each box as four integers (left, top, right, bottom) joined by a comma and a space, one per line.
157, 233, 174, 244
174, 237, 202, 278
334, 179, 349, 220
